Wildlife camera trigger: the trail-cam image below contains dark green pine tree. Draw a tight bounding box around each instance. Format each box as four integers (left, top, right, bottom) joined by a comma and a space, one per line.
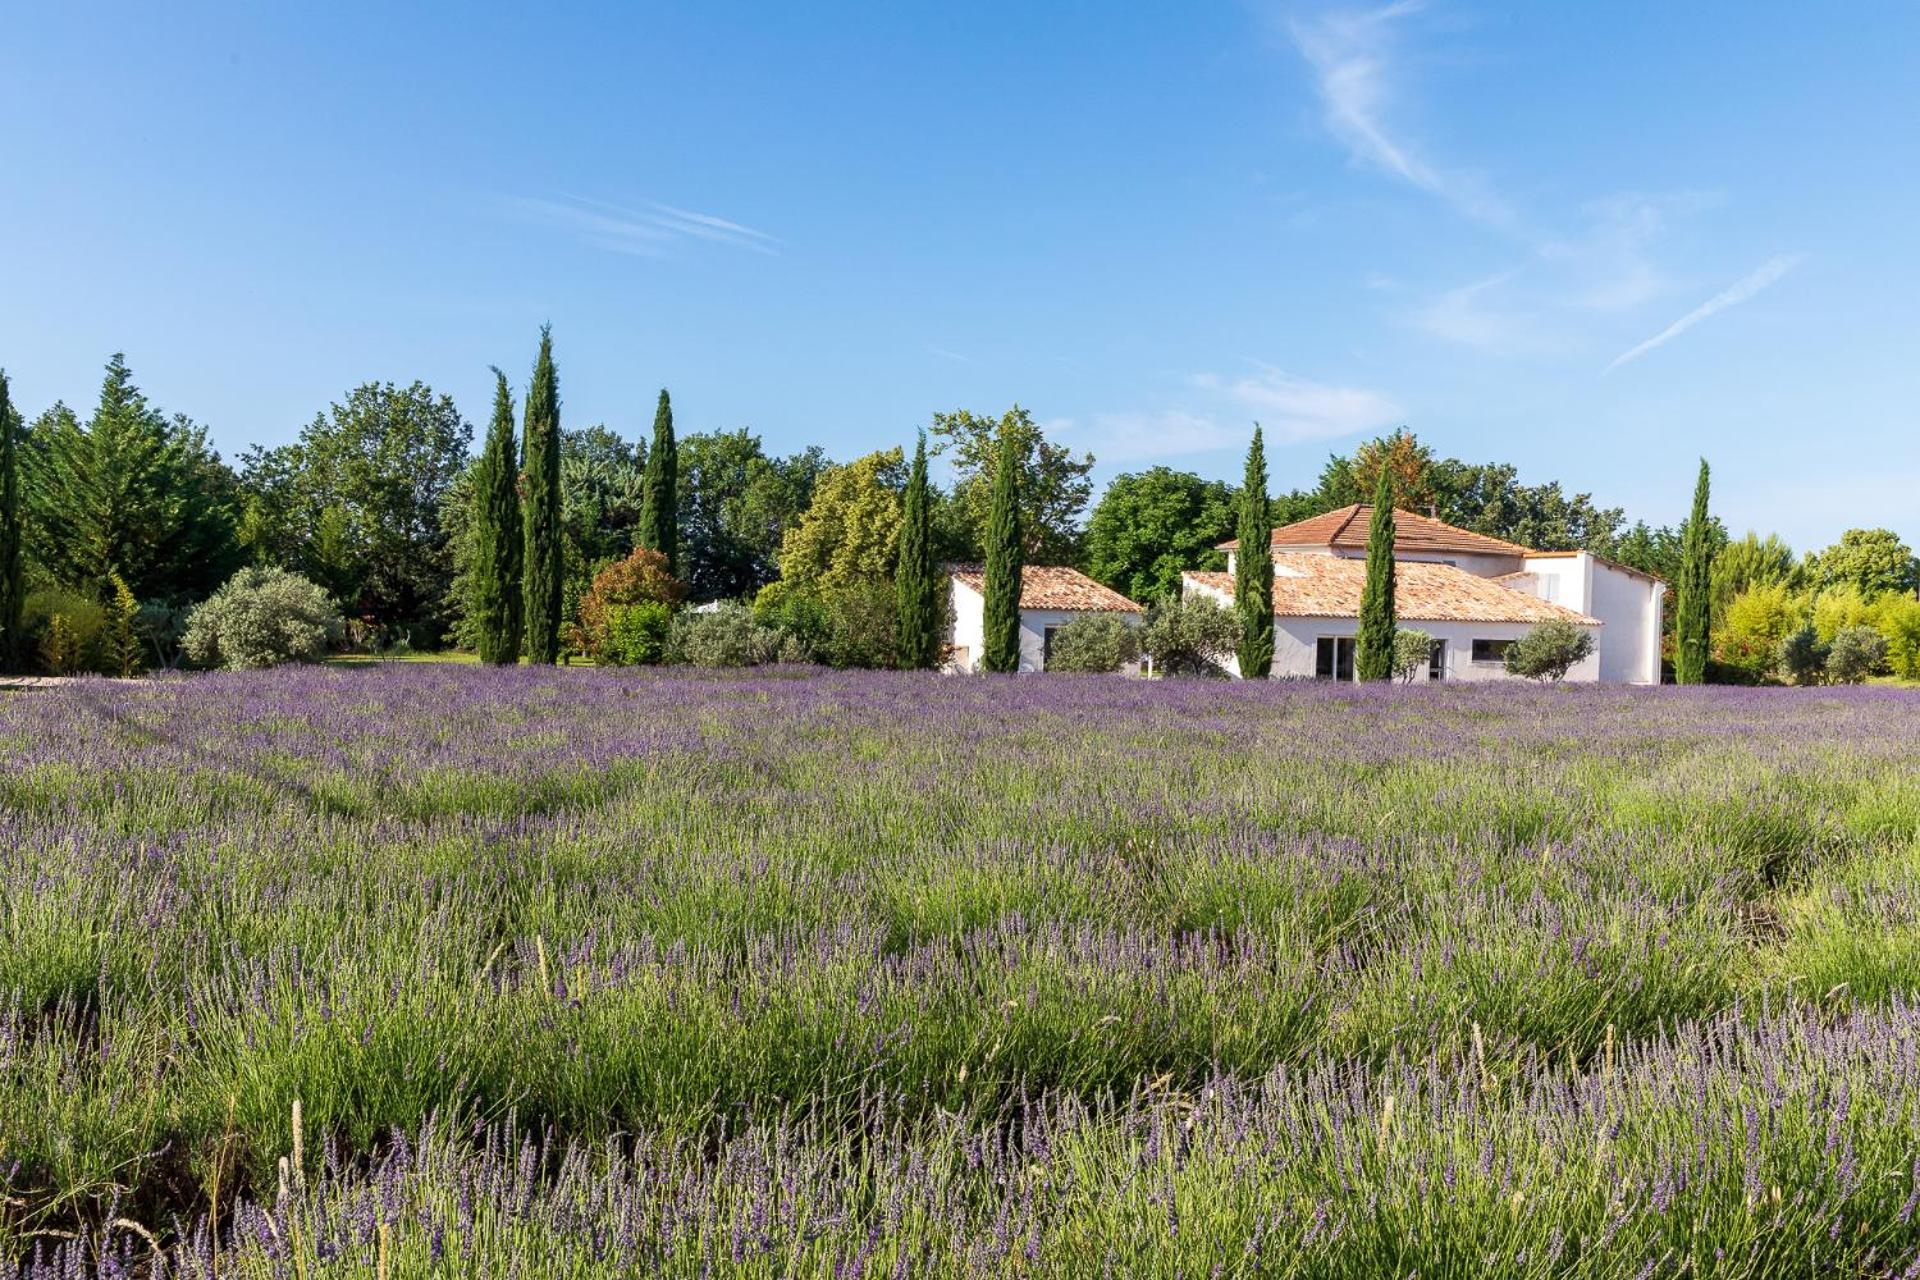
639, 389, 678, 574
471, 369, 523, 664
895, 432, 939, 669
1675, 458, 1713, 685
521, 327, 563, 664
1355, 469, 1398, 681
1234, 424, 1274, 679
0, 371, 23, 673
979, 426, 1023, 673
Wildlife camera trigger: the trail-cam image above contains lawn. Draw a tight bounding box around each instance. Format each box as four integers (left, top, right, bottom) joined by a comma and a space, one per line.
3, 667, 1919, 1276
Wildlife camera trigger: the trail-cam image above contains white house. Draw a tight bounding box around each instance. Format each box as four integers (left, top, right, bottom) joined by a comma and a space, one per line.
1192, 504, 1664, 683
947, 566, 1144, 673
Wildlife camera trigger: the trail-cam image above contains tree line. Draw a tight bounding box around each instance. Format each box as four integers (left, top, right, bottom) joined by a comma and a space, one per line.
0, 339, 1911, 680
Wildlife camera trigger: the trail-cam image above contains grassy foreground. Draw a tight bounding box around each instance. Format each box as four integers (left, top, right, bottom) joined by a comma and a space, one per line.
2, 668, 1918, 1276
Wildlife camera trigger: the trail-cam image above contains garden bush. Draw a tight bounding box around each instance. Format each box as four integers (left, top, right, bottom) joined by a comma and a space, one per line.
1825, 624, 1887, 684
180, 567, 343, 669
22, 586, 107, 674
1776, 622, 1828, 685
1391, 627, 1434, 682
1502, 617, 1596, 681
574, 547, 686, 665
1045, 613, 1141, 673
670, 603, 784, 667
1141, 596, 1238, 676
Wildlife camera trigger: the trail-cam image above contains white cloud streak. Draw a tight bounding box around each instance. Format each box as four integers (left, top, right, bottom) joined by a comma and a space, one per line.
1193, 368, 1404, 442
1290, 0, 1513, 228
1602, 254, 1801, 373
506, 195, 776, 257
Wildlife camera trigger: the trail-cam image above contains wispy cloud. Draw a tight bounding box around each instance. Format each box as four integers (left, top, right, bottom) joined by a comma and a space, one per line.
1050, 410, 1247, 463
1602, 254, 1801, 373
1289, 0, 1513, 228
925, 344, 976, 365
1192, 367, 1404, 442
506, 195, 776, 257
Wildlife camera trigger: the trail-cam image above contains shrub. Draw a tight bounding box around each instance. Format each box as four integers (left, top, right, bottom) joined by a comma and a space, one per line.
1825, 625, 1887, 684
1391, 628, 1434, 683
104, 574, 142, 677
1143, 597, 1238, 677
576, 548, 686, 666
1776, 623, 1828, 686
1718, 582, 1804, 680
671, 604, 784, 668
1811, 584, 1874, 646
1502, 619, 1596, 682
182, 567, 343, 670
600, 601, 673, 666
1875, 594, 1920, 680
753, 581, 831, 661
818, 580, 899, 669
22, 586, 107, 674
1045, 614, 1141, 674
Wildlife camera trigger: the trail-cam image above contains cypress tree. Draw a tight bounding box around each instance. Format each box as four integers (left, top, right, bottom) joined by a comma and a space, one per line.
0, 371, 22, 673
895, 432, 939, 669
639, 389, 678, 574
1355, 469, 1398, 681
979, 427, 1023, 673
1675, 458, 1713, 685
471, 369, 523, 664
521, 327, 563, 664
1234, 424, 1274, 679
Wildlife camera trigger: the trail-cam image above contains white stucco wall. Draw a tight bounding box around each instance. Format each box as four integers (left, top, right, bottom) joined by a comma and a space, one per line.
947, 581, 1142, 673
1271, 616, 1602, 683
1516, 553, 1663, 685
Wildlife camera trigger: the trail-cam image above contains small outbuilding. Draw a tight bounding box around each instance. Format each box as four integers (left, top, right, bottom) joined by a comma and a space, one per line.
946, 566, 1143, 673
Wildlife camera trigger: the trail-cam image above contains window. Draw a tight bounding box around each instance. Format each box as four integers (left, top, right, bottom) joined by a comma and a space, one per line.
1315, 636, 1356, 681
1428, 639, 1447, 681
1043, 626, 1061, 669
1471, 638, 1513, 664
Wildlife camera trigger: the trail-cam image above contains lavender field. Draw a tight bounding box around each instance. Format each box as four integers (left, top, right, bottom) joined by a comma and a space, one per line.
4, 668, 1920, 1277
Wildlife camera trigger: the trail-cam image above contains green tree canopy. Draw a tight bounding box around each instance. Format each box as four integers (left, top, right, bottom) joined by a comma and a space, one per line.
521, 328, 563, 662
777, 448, 905, 594
1084, 466, 1233, 604
241, 379, 470, 633
1675, 459, 1714, 684
31, 354, 242, 604
678, 430, 825, 601
929, 406, 1092, 563
1711, 532, 1798, 623
1809, 528, 1919, 598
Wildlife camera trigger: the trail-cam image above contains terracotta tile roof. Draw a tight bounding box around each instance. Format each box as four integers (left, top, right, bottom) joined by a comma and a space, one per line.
1219, 504, 1534, 558
1182, 555, 1600, 626
950, 565, 1143, 613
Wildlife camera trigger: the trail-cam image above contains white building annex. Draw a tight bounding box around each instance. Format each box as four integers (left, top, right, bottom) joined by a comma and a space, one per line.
947, 565, 1144, 673
1186, 504, 1664, 684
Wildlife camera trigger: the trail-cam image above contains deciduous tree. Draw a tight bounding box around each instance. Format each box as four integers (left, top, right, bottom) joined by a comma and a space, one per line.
1083, 467, 1232, 604
930, 406, 1091, 563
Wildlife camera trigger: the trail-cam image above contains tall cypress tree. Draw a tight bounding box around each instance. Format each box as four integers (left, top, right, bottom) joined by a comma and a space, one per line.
0, 371, 23, 673
895, 432, 939, 669
1355, 470, 1398, 681
979, 427, 1023, 673
1234, 425, 1274, 679
521, 327, 563, 664
1675, 458, 1713, 685
471, 369, 523, 664
639, 389, 678, 574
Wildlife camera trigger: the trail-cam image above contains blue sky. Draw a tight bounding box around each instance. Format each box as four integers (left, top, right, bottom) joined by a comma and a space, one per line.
2, 2, 1914, 550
